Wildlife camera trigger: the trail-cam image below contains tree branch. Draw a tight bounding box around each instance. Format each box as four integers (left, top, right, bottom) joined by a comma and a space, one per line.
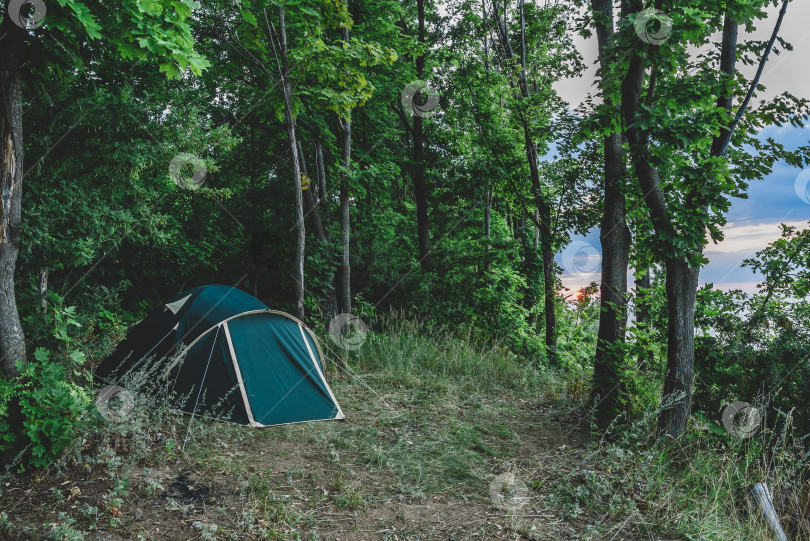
717, 0, 789, 156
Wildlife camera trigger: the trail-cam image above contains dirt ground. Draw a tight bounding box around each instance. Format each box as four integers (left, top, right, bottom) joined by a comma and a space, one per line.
0, 380, 680, 540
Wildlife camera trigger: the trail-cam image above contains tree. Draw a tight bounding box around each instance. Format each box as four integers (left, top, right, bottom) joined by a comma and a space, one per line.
398, 0, 435, 273
233, 0, 394, 322
338, 4, 353, 314
587, 0, 633, 426
272, 5, 307, 320
613, 0, 797, 435
0, 0, 208, 379
487, 0, 553, 348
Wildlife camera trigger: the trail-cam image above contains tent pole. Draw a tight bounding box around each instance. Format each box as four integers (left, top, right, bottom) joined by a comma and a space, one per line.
182, 326, 221, 451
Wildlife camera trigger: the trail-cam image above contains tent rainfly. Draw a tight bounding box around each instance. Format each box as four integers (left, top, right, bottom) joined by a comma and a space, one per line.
94, 285, 344, 427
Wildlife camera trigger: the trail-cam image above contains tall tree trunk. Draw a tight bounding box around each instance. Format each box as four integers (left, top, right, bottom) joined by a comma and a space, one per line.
412, 0, 433, 272
297, 141, 327, 244
712, 14, 739, 157
39, 268, 48, 316
0, 22, 26, 380
310, 140, 338, 324
621, 41, 696, 436
298, 140, 338, 325
316, 141, 327, 211
484, 184, 492, 273
521, 3, 556, 364
657, 13, 739, 436
482, 0, 490, 71
489, 0, 558, 363
338, 115, 352, 314
338, 19, 353, 313
538, 197, 556, 363
277, 6, 305, 320
589, 0, 632, 425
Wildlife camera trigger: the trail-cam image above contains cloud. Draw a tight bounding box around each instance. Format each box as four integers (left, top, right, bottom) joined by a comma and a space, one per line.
704, 221, 809, 293
558, 221, 808, 295
706, 220, 808, 254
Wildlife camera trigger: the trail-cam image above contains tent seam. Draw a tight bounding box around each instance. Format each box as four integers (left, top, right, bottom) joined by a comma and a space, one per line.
298, 323, 344, 420
224, 322, 264, 428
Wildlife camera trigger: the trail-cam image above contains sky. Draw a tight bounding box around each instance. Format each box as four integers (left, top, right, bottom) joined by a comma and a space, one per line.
552, 2, 810, 294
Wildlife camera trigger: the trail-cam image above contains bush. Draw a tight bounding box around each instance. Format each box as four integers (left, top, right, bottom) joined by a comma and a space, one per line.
0, 306, 95, 471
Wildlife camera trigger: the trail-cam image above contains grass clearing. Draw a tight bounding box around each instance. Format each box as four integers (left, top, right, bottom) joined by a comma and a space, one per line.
0, 323, 801, 539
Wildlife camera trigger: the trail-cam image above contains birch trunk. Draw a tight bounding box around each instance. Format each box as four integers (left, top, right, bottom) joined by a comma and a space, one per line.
338, 19, 352, 314
277, 6, 306, 320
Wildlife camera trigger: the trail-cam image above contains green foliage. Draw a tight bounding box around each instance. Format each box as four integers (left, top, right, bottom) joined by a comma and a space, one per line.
0, 306, 95, 470
695, 222, 810, 432
42, 0, 209, 79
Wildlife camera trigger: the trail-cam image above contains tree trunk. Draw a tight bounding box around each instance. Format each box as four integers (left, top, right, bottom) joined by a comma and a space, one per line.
316, 141, 327, 210
621, 40, 696, 435
711, 14, 739, 157
634, 269, 653, 370
489, 0, 558, 363
658, 258, 699, 435
338, 115, 352, 314
0, 23, 26, 380
39, 268, 48, 315
618, 1, 742, 437
591, 135, 632, 423
297, 141, 328, 244
589, 0, 633, 425
538, 197, 557, 364
314, 140, 338, 324
277, 6, 305, 320
337, 19, 353, 314
412, 0, 433, 272
299, 141, 338, 325
484, 184, 492, 273
481, 0, 490, 71
658, 12, 739, 436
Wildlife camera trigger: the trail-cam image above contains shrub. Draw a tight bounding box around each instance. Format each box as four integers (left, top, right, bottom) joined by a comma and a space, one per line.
0, 306, 95, 471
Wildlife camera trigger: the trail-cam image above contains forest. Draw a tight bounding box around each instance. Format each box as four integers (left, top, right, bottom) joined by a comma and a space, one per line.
1, 0, 809, 538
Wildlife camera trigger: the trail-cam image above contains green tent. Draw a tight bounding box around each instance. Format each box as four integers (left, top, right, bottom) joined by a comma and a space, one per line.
94, 285, 344, 427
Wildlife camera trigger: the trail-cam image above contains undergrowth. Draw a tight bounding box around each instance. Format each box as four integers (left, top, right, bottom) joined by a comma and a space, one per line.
1, 314, 809, 539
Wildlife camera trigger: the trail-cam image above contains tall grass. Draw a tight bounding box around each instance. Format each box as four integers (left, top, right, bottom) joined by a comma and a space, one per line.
577, 400, 810, 539
337, 313, 543, 394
